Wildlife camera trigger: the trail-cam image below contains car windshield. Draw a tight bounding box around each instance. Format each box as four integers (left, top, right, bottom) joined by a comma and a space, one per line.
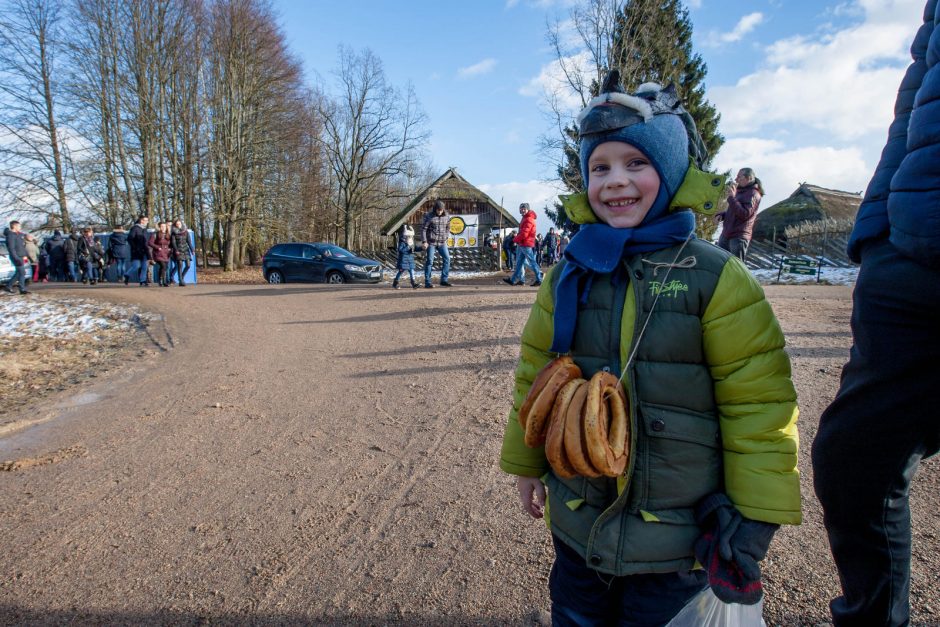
321, 245, 353, 259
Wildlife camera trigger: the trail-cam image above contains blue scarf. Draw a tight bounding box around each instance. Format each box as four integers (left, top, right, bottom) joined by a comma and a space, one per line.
550, 189, 695, 354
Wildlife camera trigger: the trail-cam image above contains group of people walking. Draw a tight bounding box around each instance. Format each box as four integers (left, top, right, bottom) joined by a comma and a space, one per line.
3, 216, 194, 295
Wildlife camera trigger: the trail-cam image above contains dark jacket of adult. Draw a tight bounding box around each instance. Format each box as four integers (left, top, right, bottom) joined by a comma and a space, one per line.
421, 210, 450, 246
108, 230, 130, 260
44, 232, 66, 262
64, 233, 81, 263
127, 223, 150, 260
77, 235, 103, 263
849, 0, 940, 268
721, 183, 762, 241
170, 227, 192, 261
148, 231, 171, 263
3, 227, 27, 266
502, 233, 517, 256
514, 211, 537, 248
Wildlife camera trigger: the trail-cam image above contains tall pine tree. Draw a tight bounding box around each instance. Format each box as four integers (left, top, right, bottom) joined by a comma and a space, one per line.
549, 0, 724, 239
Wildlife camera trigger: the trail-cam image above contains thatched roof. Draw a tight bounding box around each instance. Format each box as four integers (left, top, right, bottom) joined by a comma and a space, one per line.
381, 168, 519, 235
752, 183, 862, 241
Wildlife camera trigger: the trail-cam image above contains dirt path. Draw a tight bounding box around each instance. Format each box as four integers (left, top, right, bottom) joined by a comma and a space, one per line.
0, 281, 937, 626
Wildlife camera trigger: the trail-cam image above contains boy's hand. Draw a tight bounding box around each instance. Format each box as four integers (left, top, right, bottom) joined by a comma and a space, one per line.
516, 476, 545, 519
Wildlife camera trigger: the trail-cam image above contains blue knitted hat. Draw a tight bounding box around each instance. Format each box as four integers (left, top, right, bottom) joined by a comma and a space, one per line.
578, 74, 706, 220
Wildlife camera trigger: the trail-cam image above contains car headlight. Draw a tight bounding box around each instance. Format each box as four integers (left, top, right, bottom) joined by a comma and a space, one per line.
343, 264, 362, 271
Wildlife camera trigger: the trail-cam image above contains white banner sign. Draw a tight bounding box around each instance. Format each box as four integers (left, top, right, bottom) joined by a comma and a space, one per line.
447, 214, 479, 248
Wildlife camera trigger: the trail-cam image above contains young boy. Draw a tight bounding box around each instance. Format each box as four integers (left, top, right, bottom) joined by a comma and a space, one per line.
499, 73, 800, 625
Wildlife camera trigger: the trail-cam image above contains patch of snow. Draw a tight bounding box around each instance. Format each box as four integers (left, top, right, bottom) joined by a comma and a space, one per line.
0, 296, 141, 339
751, 266, 859, 286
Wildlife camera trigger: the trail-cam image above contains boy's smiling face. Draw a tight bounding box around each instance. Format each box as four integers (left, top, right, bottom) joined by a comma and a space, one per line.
587, 141, 661, 229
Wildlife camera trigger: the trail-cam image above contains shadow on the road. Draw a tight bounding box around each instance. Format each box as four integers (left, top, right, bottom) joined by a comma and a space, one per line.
340, 287, 538, 301
282, 303, 532, 325
785, 331, 853, 338
186, 284, 378, 297
340, 335, 522, 359
785, 346, 851, 359
357, 358, 518, 378
0, 605, 524, 626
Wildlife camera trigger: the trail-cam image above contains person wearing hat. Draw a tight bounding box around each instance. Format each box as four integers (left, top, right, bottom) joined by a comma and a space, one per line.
420, 200, 453, 288
813, 2, 940, 624
499, 72, 800, 623
503, 203, 543, 286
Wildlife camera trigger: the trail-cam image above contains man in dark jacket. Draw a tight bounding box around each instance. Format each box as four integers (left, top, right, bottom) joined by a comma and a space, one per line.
502, 230, 516, 270
108, 226, 131, 282
64, 230, 81, 282
43, 230, 66, 281
126, 215, 151, 286
420, 200, 452, 288
3, 220, 29, 294
812, 2, 940, 626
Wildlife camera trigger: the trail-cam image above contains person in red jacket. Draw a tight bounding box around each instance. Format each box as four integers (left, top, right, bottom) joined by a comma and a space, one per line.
503, 203, 543, 286
716, 168, 763, 261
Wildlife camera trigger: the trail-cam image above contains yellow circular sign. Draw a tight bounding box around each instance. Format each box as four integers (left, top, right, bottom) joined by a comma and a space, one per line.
469, 237, 477, 246
447, 237, 455, 247
449, 217, 466, 235
457, 238, 466, 247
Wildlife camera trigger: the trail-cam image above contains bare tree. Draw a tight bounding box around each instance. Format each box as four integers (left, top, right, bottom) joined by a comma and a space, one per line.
318, 47, 430, 249
0, 0, 72, 228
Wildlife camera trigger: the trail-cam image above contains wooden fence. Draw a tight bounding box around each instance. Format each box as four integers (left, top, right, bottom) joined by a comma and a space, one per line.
746, 221, 857, 270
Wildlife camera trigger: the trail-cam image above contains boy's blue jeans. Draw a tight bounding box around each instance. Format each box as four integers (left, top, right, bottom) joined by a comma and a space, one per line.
67, 261, 80, 282
511, 246, 542, 284
813, 238, 940, 627
424, 244, 449, 286
549, 535, 706, 626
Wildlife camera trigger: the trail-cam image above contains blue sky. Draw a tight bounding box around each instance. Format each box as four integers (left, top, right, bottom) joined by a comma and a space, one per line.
274, 0, 925, 232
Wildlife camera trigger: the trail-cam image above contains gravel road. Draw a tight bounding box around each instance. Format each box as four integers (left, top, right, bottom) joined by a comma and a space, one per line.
0, 280, 937, 626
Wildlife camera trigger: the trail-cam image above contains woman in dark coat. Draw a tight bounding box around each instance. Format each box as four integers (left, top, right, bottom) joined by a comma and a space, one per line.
77, 228, 104, 284
391, 225, 418, 289
169, 218, 193, 286
716, 167, 764, 261
148, 222, 172, 287
64, 230, 82, 282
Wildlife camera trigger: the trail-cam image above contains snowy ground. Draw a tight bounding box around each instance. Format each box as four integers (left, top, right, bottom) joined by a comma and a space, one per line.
0, 296, 142, 339
448, 267, 860, 286
751, 266, 859, 286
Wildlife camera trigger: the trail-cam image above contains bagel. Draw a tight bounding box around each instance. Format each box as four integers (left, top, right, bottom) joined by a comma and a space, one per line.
523, 362, 582, 448
518, 356, 577, 430
583, 372, 630, 477
563, 381, 601, 477
544, 378, 585, 478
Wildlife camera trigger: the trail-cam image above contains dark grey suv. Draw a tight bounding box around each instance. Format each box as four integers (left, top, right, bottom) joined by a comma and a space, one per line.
261, 243, 384, 284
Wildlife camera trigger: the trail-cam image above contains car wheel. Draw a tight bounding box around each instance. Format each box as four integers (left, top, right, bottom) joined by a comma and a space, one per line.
326, 271, 345, 284
267, 270, 284, 284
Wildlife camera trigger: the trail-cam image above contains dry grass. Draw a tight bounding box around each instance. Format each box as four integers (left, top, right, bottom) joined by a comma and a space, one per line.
196, 265, 265, 285
0, 330, 152, 422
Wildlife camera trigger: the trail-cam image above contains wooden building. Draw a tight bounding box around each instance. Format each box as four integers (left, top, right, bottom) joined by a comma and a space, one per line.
752, 183, 861, 242
381, 168, 519, 240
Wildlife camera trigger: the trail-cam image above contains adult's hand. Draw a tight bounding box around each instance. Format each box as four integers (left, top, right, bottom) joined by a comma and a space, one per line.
516, 476, 545, 519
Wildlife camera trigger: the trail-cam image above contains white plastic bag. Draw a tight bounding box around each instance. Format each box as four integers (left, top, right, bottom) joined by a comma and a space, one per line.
666, 588, 767, 627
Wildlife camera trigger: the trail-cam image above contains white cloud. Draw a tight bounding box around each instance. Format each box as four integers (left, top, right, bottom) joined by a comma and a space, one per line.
477, 179, 567, 234
519, 50, 594, 115
710, 0, 923, 140
458, 58, 498, 79
707, 12, 764, 46
713, 137, 870, 209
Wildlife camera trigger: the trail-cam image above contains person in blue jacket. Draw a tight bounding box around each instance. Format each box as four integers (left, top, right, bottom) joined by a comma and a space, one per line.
812, 2, 940, 625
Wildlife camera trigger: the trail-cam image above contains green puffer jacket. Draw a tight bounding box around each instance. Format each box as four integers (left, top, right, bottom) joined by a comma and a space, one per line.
499, 238, 800, 576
